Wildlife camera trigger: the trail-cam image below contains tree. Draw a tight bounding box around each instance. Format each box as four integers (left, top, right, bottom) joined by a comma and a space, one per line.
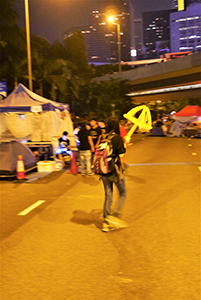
63, 31, 93, 80
0, 0, 18, 27
0, 26, 27, 89
31, 35, 51, 95
75, 78, 133, 119
0, 0, 23, 90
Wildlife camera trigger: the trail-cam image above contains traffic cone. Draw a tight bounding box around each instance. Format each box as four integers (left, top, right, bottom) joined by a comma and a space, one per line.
17, 155, 25, 180
69, 151, 78, 174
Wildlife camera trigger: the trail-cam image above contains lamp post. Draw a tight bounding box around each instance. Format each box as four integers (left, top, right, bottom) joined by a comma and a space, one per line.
24, 0, 33, 91
108, 16, 122, 72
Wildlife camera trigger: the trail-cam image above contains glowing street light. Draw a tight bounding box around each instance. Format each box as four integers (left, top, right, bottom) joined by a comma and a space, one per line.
24, 0, 33, 91
178, 0, 185, 11
108, 16, 122, 72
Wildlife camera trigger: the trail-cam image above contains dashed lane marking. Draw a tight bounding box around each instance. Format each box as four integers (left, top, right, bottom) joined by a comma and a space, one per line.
18, 200, 46, 216
129, 162, 200, 166
199, 167, 201, 172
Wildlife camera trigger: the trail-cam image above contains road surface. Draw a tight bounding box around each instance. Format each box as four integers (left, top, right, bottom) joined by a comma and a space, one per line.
1, 135, 200, 300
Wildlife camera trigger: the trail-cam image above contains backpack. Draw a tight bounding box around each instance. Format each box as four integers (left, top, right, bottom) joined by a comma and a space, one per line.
93, 132, 116, 175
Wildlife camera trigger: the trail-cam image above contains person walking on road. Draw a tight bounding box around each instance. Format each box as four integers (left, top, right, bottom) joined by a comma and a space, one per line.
100, 117, 127, 232
78, 121, 94, 175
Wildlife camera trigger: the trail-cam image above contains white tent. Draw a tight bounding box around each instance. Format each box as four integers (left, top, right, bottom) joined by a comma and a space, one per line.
0, 84, 76, 150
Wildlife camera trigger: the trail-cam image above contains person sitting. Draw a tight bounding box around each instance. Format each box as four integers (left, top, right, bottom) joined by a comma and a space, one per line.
151, 119, 166, 136
57, 131, 71, 167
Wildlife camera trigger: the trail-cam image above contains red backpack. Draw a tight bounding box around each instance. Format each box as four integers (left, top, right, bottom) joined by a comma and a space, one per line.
93, 132, 116, 175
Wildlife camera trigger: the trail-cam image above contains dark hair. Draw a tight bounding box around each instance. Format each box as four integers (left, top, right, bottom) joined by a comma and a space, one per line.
63, 131, 68, 136
80, 120, 90, 130
106, 117, 120, 134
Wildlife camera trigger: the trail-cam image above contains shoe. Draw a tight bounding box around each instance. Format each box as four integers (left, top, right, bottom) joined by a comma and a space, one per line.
105, 215, 128, 229
102, 222, 110, 232
81, 172, 85, 175
88, 172, 93, 176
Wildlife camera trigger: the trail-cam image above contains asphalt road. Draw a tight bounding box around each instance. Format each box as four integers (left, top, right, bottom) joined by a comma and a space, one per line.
1, 135, 200, 300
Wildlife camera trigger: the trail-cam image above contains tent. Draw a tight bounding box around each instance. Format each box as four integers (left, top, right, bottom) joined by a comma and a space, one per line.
0, 84, 76, 149
173, 105, 201, 123
0, 83, 67, 113
0, 140, 37, 176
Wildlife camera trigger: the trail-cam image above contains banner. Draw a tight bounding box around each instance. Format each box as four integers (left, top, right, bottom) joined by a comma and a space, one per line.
0, 82, 7, 97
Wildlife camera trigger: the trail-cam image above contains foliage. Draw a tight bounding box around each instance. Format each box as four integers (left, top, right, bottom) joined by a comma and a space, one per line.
0, 26, 27, 90
63, 31, 93, 80
91, 64, 132, 78
0, 0, 18, 27
74, 78, 133, 119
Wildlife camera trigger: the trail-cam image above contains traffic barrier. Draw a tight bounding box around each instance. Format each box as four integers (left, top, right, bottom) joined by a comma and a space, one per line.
69, 151, 78, 174
17, 155, 25, 180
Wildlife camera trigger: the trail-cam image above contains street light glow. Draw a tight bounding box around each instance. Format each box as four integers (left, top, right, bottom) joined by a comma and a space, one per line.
178, 0, 185, 11
108, 16, 115, 23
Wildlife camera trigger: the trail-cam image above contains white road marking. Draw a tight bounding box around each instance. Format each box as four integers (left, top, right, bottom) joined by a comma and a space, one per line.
129, 162, 200, 166
199, 167, 201, 172
192, 153, 197, 156
18, 200, 45, 216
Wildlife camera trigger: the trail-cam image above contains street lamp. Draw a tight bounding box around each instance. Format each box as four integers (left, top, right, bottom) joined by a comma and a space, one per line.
108, 16, 122, 72
24, 0, 33, 91
178, 0, 184, 11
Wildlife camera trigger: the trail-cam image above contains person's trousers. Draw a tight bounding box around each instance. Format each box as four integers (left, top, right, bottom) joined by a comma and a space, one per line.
101, 172, 126, 219
79, 150, 92, 174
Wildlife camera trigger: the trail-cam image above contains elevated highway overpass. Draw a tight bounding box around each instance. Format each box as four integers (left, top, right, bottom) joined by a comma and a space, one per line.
93, 52, 201, 103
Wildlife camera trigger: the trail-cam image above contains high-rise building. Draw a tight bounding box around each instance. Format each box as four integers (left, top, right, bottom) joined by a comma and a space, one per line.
64, 0, 135, 64
142, 10, 171, 58
172, 0, 178, 9
185, 0, 201, 7
134, 19, 143, 58
173, 0, 201, 10
170, 3, 201, 52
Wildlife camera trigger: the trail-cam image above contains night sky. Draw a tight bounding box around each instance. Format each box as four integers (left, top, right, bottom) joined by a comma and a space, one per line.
15, 0, 172, 43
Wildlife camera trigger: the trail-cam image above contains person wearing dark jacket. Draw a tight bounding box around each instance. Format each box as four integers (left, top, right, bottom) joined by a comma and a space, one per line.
101, 117, 127, 232
78, 121, 94, 175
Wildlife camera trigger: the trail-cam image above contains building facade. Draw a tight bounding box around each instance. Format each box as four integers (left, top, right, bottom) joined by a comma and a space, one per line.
172, 0, 178, 9
64, 0, 134, 64
134, 18, 143, 58
172, 0, 201, 11
142, 10, 171, 58
170, 3, 201, 52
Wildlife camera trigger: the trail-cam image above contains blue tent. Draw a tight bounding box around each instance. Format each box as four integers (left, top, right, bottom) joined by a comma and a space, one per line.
0, 84, 68, 113
0, 140, 37, 176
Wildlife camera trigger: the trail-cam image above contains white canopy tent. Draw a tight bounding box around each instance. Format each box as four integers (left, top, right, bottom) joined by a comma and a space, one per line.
0, 84, 76, 152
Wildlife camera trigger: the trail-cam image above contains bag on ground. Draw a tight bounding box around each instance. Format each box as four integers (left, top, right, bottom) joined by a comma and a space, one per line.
93, 133, 116, 175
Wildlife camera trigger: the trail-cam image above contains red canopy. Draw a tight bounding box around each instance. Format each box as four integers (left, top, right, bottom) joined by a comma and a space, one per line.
175, 106, 201, 117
